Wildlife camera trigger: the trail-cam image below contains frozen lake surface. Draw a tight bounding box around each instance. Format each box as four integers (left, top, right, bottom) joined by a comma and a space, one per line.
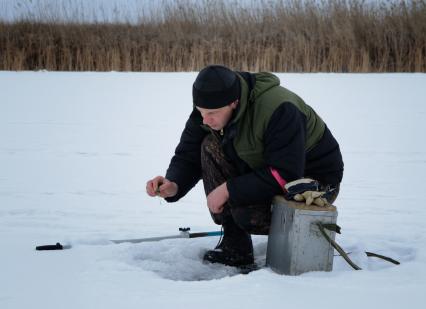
0, 71, 425, 308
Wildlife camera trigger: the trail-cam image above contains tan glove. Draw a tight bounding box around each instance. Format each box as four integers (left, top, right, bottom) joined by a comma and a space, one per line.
284, 178, 329, 207
293, 191, 329, 207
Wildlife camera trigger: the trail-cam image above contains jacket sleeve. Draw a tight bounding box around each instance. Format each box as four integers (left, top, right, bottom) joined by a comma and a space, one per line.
226, 103, 306, 205
165, 109, 207, 202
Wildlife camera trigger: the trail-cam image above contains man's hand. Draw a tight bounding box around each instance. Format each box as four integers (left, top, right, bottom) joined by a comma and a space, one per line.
146, 176, 178, 199
293, 190, 328, 207
284, 178, 329, 207
207, 182, 229, 214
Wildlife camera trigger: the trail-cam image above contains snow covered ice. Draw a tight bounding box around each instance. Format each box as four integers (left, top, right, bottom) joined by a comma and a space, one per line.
0, 71, 425, 308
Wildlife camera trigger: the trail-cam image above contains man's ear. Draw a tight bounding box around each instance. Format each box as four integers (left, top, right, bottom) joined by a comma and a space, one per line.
231, 100, 239, 109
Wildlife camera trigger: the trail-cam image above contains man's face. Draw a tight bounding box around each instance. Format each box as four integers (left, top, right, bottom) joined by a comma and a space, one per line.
196, 101, 238, 131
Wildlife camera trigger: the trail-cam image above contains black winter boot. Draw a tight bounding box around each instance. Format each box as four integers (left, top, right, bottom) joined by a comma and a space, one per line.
203, 215, 254, 267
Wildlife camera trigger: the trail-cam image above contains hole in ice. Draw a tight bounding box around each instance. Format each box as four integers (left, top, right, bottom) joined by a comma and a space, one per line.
127, 237, 268, 281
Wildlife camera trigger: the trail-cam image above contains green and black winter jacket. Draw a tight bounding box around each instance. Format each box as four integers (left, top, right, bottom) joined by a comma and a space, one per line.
165, 72, 344, 206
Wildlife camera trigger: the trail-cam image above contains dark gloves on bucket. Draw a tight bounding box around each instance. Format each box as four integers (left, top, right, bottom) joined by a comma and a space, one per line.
284, 178, 329, 207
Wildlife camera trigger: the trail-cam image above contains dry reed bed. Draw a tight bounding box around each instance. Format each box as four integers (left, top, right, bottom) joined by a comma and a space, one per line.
0, 0, 425, 72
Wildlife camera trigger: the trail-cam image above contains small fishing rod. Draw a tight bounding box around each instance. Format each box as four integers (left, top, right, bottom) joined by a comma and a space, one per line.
35, 227, 222, 251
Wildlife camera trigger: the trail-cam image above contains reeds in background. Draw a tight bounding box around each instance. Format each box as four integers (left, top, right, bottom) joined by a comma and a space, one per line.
0, 0, 425, 72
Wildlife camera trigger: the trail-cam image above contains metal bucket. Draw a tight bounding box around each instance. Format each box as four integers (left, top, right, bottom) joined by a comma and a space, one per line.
266, 196, 338, 275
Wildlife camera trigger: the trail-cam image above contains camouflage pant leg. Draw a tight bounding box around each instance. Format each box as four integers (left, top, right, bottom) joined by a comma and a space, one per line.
229, 204, 271, 235
200, 134, 238, 197
201, 134, 271, 235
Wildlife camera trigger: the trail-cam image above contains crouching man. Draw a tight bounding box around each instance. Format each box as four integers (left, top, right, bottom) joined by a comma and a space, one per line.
146, 65, 344, 267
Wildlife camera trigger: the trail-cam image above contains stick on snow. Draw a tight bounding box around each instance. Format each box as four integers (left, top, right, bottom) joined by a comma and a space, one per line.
35, 227, 222, 251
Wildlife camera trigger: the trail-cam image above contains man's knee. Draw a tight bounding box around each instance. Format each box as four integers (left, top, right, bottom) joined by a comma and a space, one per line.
320, 183, 340, 204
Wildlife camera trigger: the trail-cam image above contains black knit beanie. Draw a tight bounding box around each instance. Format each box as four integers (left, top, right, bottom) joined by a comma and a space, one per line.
192, 65, 240, 109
